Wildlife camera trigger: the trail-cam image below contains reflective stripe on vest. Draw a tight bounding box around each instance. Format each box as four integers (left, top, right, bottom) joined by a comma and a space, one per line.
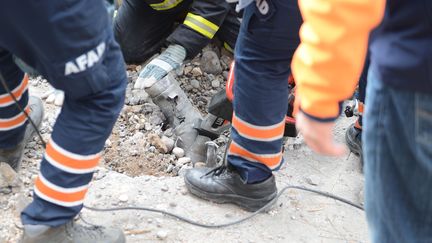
150, 0, 183, 11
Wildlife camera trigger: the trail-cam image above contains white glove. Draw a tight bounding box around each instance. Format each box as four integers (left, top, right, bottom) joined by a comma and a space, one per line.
41, 87, 64, 106
134, 44, 186, 89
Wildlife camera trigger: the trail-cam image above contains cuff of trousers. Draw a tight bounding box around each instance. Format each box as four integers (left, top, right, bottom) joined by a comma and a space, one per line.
228, 159, 274, 184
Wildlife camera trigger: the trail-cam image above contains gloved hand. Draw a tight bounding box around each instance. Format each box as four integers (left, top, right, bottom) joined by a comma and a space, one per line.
134, 44, 186, 89
41, 86, 65, 106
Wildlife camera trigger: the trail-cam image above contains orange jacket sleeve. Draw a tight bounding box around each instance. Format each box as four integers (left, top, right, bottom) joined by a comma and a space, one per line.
292, 0, 386, 121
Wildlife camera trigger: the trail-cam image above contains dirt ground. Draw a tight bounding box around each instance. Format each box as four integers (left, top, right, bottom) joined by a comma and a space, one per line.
0, 68, 368, 243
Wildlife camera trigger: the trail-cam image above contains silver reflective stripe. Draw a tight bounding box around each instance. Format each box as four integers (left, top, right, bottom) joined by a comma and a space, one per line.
184, 13, 219, 39
150, 0, 183, 10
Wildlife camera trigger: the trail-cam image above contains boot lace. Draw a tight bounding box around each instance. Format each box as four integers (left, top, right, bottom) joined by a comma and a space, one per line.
202, 164, 227, 178
201, 138, 232, 178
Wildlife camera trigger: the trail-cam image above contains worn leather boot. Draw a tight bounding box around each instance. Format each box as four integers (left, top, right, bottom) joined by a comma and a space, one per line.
184, 165, 277, 211
145, 74, 206, 162
345, 123, 362, 157
0, 96, 44, 170
19, 222, 125, 243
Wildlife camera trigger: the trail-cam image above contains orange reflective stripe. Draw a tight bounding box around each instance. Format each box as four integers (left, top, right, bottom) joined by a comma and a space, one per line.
358, 102, 364, 114
232, 113, 284, 141
0, 107, 29, 131
45, 140, 101, 173
35, 177, 87, 204
226, 62, 235, 101
285, 116, 296, 124
229, 141, 282, 168
0, 74, 28, 107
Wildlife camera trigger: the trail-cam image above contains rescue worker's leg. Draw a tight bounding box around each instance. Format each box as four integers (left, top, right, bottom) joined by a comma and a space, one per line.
346, 54, 369, 163
113, 0, 180, 63
364, 67, 432, 242
0, 49, 44, 170
185, 0, 302, 211
0, 1, 126, 242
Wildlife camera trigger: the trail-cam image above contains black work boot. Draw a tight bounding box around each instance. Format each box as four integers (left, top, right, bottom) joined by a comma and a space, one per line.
184, 165, 277, 212
345, 123, 363, 162
19, 222, 125, 243
0, 96, 44, 170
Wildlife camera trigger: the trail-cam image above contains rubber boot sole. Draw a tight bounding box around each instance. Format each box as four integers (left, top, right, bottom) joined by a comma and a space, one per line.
185, 178, 277, 212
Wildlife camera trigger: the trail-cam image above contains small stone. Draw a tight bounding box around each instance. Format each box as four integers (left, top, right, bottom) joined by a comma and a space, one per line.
191, 67, 203, 76
190, 79, 200, 89
222, 71, 229, 80
305, 175, 320, 186
172, 147, 185, 158
105, 139, 112, 148
148, 134, 168, 154
220, 55, 232, 67
166, 164, 174, 173
184, 65, 193, 75
119, 194, 129, 203
169, 202, 177, 207
156, 230, 168, 239
163, 128, 173, 137
291, 216, 296, 220
161, 185, 169, 192
144, 123, 153, 131
200, 51, 222, 75
0, 162, 20, 188
211, 79, 220, 88
149, 114, 164, 126
134, 124, 141, 130
194, 162, 206, 168
161, 136, 175, 153
177, 157, 191, 165
126, 89, 149, 105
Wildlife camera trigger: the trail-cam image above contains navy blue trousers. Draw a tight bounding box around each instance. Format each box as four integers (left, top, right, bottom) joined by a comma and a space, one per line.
0, 0, 126, 226
228, 0, 302, 183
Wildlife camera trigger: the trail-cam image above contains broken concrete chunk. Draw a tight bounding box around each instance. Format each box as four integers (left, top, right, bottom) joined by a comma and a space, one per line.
0, 162, 20, 188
